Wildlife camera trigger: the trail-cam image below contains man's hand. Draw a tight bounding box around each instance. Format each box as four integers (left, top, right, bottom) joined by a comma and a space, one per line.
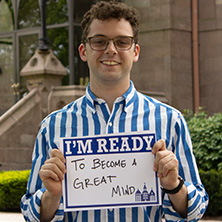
39, 149, 66, 197
152, 139, 188, 217
39, 149, 66, 222
152, 139, 179, 190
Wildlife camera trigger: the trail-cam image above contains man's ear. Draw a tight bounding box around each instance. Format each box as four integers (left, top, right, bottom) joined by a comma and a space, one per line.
133, 44, 140, 62
79, 43, 87, 62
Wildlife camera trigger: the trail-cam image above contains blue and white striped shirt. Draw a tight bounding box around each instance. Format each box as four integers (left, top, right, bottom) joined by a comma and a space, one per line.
21, 81, 208, 221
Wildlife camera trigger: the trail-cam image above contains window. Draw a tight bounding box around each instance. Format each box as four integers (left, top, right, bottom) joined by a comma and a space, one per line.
19, 34, 39, 93
18, 0, 41, 29
46, 0, 68, 25
0, 0, 108, 113
0, 37, 14, 115
47, 26, 69, 84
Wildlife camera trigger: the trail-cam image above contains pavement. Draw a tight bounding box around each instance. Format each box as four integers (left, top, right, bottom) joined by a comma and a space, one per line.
0, 212, 24, 222
0, 212, 221, 222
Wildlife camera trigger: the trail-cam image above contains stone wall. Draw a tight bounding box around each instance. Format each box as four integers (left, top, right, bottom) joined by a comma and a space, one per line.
131, 0, 193, 112
0, 49, 69, 171
0, 86, 86, 171
0, 89, 41, 170
199, 0, 222, 114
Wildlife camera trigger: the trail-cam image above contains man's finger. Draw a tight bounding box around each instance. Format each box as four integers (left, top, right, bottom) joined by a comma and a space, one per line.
152, 139, 166, 154
51, 149, 66, 163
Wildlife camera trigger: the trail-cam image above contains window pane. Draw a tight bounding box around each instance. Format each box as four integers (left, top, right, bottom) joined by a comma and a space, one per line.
46, 0, 68, 25
47, 27, 69, 85
0, 0, 13, 32
18, 0, 40, 29
19, 34, 38, 94
0, 38, 14, 115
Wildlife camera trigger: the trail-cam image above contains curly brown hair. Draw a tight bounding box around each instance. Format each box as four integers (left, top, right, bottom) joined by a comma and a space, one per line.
81, 1, 139, 43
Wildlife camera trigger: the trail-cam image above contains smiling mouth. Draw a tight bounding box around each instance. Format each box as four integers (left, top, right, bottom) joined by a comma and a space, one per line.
101, 61, 119, 66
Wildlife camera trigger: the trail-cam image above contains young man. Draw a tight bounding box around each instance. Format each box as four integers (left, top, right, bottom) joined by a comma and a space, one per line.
21, 1, 208, 221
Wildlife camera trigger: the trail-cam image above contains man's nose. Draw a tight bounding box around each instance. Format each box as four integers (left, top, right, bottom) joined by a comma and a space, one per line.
105, 40, 118, 53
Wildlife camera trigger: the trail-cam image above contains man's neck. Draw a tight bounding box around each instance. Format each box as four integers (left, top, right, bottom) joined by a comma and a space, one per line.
90, 80, 130, 112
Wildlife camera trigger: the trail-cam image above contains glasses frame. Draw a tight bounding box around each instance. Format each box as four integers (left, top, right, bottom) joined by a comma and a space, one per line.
84, 35, 135, 51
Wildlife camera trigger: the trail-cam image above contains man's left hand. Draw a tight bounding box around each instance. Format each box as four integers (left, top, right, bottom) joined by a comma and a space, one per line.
152, 139, 180, 190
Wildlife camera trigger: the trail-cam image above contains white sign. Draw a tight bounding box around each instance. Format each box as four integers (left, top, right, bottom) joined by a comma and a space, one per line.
60, 132, 161, 212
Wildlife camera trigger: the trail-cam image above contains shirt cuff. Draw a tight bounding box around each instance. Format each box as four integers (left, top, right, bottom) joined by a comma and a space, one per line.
163, 181, 208, 221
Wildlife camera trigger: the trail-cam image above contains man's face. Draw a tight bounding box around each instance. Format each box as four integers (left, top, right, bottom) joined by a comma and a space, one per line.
79, 18, 140, 87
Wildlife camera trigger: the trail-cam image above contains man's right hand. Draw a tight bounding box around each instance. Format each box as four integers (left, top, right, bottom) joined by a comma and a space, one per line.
39, 149, 66, 197
39, 149, 66, 221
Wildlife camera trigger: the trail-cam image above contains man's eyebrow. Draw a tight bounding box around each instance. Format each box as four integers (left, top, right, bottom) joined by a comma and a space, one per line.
89, 34, 106, 37
89, 34, 133, 38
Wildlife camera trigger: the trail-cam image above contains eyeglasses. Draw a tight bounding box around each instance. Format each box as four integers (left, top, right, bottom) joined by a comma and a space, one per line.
85, 35, 135, 51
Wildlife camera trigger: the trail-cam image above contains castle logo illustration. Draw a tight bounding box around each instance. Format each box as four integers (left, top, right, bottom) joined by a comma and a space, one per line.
135, 183, 156, 202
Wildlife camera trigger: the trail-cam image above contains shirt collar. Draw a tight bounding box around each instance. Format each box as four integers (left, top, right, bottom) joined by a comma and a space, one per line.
85, 80, 137, 113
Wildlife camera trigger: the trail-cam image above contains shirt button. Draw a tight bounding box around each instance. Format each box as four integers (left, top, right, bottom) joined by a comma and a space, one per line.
109, 122, 112, 127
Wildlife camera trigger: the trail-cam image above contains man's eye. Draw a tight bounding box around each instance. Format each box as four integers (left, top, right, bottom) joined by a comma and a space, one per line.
118, 40, 127, 45
117, 39, 130, 45
93, 39, 106, 44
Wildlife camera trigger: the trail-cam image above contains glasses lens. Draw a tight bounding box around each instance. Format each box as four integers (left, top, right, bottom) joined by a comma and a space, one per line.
115, 37, 133, 50
89, 36, 108, 51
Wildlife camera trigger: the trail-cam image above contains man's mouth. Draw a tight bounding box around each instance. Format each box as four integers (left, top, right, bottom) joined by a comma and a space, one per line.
101, 61, 119, 66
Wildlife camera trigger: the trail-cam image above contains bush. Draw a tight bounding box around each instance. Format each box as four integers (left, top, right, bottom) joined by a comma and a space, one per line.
184, 108, 222, 217
0, 170, 30, 211
184, 108, 222, 171
200, 170, 222, 216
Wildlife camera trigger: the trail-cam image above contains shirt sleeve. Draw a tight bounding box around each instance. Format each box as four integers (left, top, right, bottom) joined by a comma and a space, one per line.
162, 113, 209, 221
20, 119, 65, 222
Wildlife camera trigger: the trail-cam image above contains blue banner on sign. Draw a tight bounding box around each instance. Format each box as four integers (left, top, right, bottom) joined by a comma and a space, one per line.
62, 132, 155, 156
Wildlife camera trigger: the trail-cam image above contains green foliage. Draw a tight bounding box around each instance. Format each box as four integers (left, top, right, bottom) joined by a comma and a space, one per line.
46, 0, 68, 25
18, 0, 41, 29
184, 108, 222, 217
183, 108, 222, 171
199, 170, 222, 216
0, 170, 30, 211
